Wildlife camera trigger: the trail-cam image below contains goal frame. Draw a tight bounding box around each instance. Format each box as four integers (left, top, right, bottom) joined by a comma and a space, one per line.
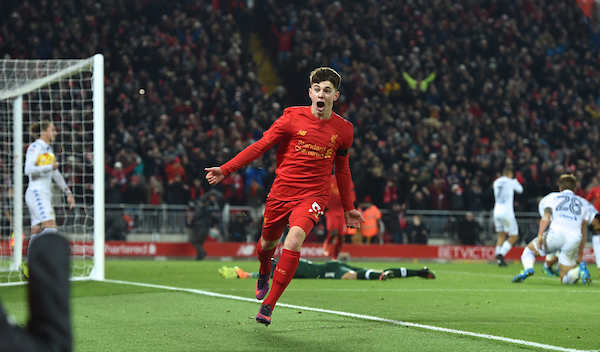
1, 54, 105, 281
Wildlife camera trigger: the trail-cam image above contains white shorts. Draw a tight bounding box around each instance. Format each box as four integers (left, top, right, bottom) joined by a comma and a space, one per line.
539, 228, 581, 267
493, 213, 519, 235
593, 235, 600, 266
25, 187, 55, 227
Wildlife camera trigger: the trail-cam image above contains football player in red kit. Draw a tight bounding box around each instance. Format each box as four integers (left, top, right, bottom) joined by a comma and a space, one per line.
205, 67, 363, 326
323, 174, 355, 259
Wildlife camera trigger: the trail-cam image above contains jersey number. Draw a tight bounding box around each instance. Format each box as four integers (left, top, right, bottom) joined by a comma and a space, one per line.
555, 195, 582, 215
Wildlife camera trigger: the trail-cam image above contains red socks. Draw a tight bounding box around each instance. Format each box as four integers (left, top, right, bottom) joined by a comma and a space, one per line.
332, 237, 343, 259
256, 241, 276, 275
263, 249, 300, 309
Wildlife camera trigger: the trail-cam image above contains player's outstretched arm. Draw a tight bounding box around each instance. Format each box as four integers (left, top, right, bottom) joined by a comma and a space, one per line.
205, 167, 224, 186
345, 209, 365, 229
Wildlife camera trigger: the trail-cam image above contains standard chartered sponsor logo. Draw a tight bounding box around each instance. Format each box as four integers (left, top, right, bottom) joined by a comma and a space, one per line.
294, 140, 333, 158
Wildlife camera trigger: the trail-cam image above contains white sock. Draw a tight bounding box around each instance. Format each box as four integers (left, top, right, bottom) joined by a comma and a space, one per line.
521, 247, 536, 270
562, 268, 579, 284
495, 246, 501, 255
499, 241, 513, 256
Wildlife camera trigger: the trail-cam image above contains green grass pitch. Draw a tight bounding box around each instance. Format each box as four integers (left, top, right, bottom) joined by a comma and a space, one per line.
1, 259, 599, 351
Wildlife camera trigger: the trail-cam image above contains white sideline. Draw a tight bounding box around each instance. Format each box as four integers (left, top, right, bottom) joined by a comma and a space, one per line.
103, 279, 597, 352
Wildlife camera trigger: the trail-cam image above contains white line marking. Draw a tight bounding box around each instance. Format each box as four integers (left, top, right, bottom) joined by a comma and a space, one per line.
210, 287, 600, 293
102, 279, 598, 352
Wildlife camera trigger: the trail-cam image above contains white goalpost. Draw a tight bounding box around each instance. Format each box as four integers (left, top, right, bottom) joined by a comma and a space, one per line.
0, 54, 104, 284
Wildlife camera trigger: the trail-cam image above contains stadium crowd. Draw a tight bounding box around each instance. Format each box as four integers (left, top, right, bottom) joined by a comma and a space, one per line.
1, 0, 600, 241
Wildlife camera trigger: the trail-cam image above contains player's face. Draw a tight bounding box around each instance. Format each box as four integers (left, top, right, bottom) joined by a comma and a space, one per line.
42, 124, 57, 143
309, 81, 339, 117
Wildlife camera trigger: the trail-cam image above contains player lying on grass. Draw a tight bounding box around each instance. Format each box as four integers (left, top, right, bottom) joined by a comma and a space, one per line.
219, 258, 435, 281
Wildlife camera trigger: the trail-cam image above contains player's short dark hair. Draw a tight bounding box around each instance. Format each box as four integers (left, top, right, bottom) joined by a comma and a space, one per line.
558, 174, 577, 191
309, 67, 341, 90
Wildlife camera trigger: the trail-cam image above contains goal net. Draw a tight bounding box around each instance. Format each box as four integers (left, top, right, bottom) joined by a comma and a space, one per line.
0, 54, 104, 284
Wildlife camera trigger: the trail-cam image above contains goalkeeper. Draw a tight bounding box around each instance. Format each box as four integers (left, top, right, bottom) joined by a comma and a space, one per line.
219, 258, 435, 281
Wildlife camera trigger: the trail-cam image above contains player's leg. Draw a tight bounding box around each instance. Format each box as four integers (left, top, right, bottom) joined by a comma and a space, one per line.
494, 214, 508, 266
593, 235, 600, 277
512, 238, 539, 283
255, 199, 290, 300
258, 198, 323, 325
543, 252, 560, 277
557, 235, 590, 284
384, 267, 436, 279
498, 216, 519, 264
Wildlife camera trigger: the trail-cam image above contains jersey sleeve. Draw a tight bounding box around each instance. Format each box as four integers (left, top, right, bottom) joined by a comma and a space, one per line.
24, 143, 53, 176
513, 179, 524, 194
334, 123, 355, 212
538, 196, 549, 217
585, 202, 598, 223
52, 170, 71, 195
221, 113, 290, 176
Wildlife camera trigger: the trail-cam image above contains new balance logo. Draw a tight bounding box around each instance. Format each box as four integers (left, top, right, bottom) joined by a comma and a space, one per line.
236, 244, 256, 256
297, 130, 307, 136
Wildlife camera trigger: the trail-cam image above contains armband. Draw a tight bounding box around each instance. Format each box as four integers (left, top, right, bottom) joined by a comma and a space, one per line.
337, 148, 349, 156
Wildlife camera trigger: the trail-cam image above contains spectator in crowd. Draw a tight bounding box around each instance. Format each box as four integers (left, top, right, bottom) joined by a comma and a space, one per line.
164, 157, 187, 184
105, 176, 123, 204
166, 174, 189, 205
105, 161, 137, 193
146, 176, 165, 205
407, 214, 429, 244
457, 212, 482, 245
228, 212, 251, 242
384, 202, 408, 244
105, 212, 130, 241
271, 22, 297, 69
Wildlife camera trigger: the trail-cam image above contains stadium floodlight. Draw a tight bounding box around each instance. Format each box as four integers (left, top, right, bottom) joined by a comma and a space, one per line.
0, 54, 104, 284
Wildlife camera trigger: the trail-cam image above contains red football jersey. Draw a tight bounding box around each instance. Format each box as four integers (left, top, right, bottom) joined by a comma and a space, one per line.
221, 106, 355, 210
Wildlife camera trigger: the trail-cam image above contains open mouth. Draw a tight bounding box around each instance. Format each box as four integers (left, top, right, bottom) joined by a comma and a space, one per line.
317, 101, 325, 108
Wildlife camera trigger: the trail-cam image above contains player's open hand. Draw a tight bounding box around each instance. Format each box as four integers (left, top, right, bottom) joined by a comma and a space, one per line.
205, 167, 224, 186
345, 209, 365, 229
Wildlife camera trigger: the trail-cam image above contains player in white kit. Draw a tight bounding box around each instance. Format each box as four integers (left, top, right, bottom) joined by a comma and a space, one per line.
492, 169, 523, 266
512, 174, 592, 284
586, 204, 600, 277
21, 121, 74, 277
